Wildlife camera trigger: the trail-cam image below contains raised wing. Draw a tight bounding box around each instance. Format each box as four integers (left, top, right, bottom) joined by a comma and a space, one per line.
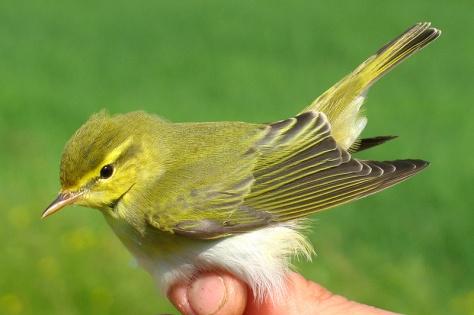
163, 112, 428, 239
238, 112, 427, 223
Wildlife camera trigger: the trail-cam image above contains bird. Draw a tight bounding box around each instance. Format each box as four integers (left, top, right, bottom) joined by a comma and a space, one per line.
42, 22, 440, 302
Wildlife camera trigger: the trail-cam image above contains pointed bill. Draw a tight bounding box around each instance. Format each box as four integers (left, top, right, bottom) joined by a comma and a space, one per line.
42, 191, 83, 219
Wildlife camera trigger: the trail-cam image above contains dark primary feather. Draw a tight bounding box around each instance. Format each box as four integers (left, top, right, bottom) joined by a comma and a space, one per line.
349, 135, 398, 153
171, 111, 428, 239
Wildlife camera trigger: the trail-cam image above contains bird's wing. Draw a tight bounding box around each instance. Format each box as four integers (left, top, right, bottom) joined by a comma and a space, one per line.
153, 111, 427, 239
239, 112, 427, 223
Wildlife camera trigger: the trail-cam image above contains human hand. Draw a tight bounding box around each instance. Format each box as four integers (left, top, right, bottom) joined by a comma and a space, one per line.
167, 272, 400, 315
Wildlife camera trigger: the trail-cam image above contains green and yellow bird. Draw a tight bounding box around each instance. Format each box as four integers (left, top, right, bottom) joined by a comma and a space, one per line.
43, 22, 440, 301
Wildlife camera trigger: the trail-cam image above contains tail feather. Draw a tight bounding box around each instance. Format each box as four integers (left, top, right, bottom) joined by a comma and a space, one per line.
362, 23, 441, 87
349, 135, 398, 153
301, 22, 440, 149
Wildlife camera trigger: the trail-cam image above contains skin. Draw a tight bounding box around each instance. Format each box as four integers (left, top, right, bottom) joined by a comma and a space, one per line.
168, 272, 400, 315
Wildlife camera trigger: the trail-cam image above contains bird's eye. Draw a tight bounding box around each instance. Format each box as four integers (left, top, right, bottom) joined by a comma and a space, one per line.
100, 164, 114, 179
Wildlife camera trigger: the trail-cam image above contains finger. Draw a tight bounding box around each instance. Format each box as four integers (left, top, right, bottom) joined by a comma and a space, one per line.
168, 272, 248, 315
168, 282, 195, 315
244, 272, 401, 315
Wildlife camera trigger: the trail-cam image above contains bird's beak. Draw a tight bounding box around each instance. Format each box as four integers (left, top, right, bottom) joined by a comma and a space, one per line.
42, 191, 83, 219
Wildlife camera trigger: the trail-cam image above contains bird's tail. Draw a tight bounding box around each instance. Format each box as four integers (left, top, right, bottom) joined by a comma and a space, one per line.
301, 22, 441, 149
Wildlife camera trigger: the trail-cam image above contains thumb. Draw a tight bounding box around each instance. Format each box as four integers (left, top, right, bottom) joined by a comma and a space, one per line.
168, 272, 248, 315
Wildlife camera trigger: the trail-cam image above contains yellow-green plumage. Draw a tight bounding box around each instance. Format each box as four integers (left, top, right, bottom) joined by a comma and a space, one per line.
304, 22, 441, 149
44, 22, 440, 301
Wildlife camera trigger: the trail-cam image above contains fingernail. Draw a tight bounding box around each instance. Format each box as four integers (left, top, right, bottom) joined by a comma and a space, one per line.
187, 273, 227, 315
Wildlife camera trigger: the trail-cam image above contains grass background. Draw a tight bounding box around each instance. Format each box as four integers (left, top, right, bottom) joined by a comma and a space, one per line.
0, 1, 473, 314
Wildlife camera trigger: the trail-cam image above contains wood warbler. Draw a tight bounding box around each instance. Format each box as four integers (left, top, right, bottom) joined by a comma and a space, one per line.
43, 22, 440, 301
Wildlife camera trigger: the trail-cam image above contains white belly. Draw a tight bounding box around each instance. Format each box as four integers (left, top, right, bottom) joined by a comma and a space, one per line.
106, 216, 313, 302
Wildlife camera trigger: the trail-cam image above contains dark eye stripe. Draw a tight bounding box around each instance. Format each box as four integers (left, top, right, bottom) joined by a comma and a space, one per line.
114, 143, 141, 165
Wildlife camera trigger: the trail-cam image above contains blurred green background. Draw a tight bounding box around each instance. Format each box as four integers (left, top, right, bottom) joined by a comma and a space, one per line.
0, 1, 472, 314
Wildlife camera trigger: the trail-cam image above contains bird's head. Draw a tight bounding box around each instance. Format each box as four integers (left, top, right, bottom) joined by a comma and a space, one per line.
42, 111, 163, 218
